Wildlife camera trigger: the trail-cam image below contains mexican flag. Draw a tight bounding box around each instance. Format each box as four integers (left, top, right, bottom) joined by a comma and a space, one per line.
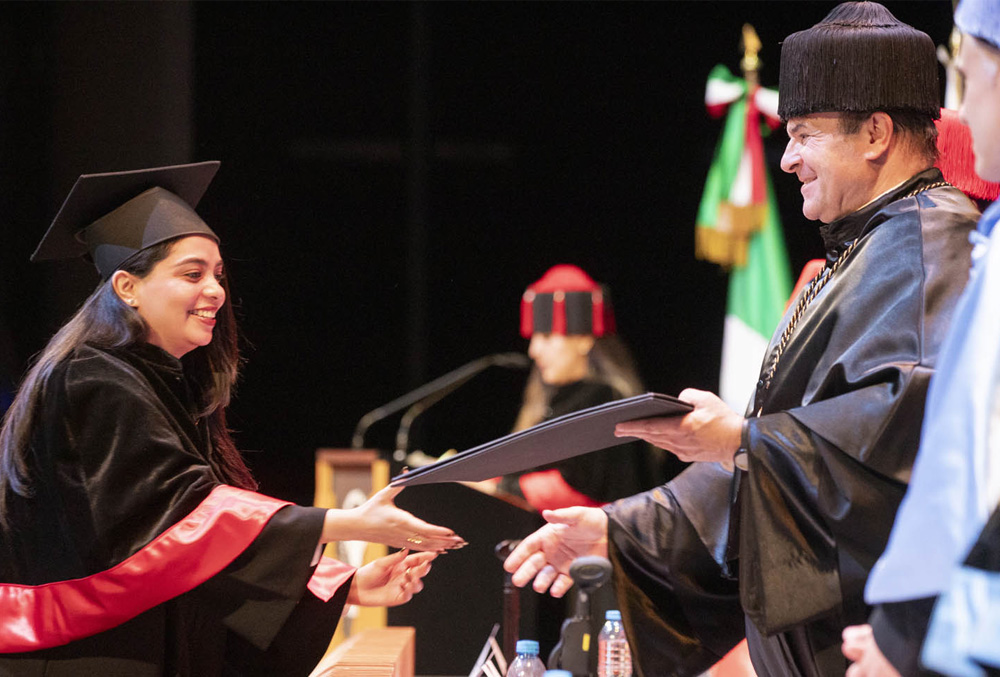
696, 64, 792, 412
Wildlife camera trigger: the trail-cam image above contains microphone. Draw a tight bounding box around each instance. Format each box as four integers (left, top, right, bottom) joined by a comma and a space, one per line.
394, 352, 529, 457
351, 352, 530, 450
547, 556, 613, 672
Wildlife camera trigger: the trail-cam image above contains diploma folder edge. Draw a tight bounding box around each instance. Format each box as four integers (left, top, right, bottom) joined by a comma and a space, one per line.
390, 392, 692, 486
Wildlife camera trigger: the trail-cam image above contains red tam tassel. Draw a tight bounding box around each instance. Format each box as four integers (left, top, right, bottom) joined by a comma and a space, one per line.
935, 108, 1000, 202
591, 290, 605, 337
520, 291, 535, 338
552, 291, 567, 335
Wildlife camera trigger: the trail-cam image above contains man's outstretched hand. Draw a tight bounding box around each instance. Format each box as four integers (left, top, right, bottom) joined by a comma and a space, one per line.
502, 505, 609, 598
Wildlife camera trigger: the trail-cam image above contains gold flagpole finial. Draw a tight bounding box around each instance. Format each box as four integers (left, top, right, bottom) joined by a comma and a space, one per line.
939, 26, 964, 109
740, 23, 762, 84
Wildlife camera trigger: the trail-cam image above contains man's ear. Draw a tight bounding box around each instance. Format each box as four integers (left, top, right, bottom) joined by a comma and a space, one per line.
863, 111, 894, 160
111, 270, 140, 308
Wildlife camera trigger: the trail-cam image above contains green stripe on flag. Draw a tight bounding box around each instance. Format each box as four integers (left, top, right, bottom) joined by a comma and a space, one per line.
726, 172, 792, 338
696, 95, 748, 232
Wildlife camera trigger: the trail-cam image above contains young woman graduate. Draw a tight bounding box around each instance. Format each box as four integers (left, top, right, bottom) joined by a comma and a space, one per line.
0, 162, 466, 676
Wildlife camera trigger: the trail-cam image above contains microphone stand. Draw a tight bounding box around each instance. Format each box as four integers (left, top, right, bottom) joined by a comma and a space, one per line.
494, 539, 523, 664
547, 556, 612, 676
394, 370, 486, 455
351, 352, 529, 450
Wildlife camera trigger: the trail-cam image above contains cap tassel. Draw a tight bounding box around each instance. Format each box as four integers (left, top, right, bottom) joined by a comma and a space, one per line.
591, 291, 605, 337
520, 292, 535, 338
935, 109, 1000, 202
552, 291, 567, 335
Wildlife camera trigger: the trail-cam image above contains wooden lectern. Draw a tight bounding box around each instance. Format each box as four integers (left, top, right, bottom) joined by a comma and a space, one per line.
390, 481, 547, 676
308, 627, 416, 677
313, 448, 391, 647
314, 448, 548, 675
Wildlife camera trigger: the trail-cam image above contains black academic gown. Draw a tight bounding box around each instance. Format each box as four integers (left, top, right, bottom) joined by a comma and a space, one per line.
0, 343, 352, 676
605, 169, 980, 677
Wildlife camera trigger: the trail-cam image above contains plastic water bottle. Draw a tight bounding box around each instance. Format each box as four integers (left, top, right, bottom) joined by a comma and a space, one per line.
597, 610, 633, 677
506, 639, 546, 677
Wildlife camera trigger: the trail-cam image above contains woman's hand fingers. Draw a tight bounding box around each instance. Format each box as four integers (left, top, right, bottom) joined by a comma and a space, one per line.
352, 487, 467, 551
351, 548, 438, 607
377, 484, 405, 502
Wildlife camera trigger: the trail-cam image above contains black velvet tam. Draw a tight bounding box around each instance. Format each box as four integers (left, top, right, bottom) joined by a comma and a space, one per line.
777, 2, 940, 121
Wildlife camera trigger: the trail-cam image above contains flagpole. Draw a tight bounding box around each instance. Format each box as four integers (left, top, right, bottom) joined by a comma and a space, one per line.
740, 24, 761, 88
699, 23, 791, 412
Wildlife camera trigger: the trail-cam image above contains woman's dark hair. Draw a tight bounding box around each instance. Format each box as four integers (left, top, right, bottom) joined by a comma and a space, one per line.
0, 237, 255, 524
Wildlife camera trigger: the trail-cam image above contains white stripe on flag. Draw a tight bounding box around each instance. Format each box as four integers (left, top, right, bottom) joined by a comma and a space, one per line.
719, 314, 769, 413
705, 77, 744, 107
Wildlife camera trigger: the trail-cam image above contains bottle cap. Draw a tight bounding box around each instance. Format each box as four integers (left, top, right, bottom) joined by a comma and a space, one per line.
544, 672, 573, 677
605, 609, 622, 621
515, 639, 540, 655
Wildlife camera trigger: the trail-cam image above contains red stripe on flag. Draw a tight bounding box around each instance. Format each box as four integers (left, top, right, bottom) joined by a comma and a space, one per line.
706, 102, 730, 119
744, 86, 767, 204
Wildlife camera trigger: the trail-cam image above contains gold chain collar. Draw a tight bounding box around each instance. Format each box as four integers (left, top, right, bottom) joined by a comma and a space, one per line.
753, 180, 949, 416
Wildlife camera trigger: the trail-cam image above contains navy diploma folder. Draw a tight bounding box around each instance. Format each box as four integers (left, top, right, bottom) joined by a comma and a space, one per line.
391, 392, 692, 486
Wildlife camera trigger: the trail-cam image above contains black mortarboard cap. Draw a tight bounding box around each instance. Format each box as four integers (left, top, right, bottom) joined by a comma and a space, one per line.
32, 161, 221, 280
778, 2, 940, 120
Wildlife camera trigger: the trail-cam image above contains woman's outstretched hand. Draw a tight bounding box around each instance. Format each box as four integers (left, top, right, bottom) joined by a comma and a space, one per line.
323, 484, 467, 552
347, 549, 437, 607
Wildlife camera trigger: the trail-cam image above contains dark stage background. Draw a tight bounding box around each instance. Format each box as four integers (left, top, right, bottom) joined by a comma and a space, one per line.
0, 0, 955, 669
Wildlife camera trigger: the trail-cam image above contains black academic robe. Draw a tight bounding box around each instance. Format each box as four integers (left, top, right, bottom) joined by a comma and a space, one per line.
605, 169, 980, 677
501, 380, 680, 504
0, 342, 353, 676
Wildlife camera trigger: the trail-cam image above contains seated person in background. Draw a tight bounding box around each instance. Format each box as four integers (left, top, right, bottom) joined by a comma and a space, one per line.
497, 264, 683, 511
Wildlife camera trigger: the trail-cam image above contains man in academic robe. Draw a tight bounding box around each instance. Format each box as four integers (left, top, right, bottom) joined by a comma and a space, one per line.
504, 4, 981, 676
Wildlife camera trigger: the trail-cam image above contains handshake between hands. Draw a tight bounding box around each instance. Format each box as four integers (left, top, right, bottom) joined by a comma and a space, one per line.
351, 389, 738, 607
